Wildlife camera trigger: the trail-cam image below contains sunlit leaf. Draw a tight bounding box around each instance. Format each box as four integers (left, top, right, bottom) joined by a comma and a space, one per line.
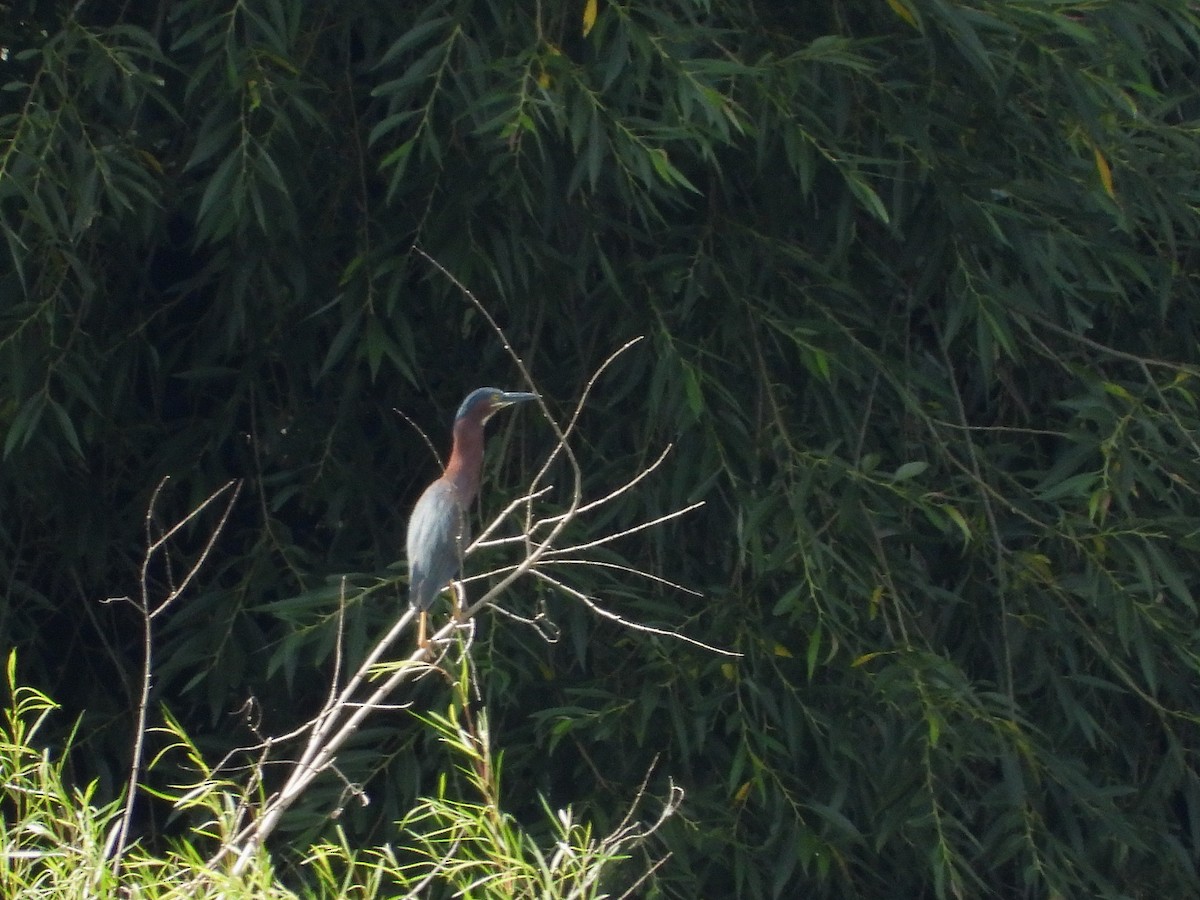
886, 0, 920, 30
582, 0, 599, 38
1093, 145, 1116, 199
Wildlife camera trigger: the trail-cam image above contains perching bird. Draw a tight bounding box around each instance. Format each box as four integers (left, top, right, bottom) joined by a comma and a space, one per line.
406, 387, 537, 647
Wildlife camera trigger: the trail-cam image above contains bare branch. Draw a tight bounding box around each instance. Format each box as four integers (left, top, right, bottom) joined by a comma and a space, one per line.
549, 443, 674, 519
519, 559, 705, 596
152, 481, 241, 618
532, 569, 740, 658
111, 479, 242, 873
541, 501, 707, 556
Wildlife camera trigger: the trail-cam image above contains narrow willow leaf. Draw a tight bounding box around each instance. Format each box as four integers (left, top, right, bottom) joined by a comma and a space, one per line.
376, 16, 453, 70
886, 0, 920, 29
845, 173, 890, 224
1093, 145, 1115, 199
47, 399, 82, 457
3, 395, 46, 457
582, 0, 599, 38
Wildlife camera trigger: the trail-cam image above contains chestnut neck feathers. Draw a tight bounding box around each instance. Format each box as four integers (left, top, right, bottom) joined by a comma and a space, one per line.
441, 404, 490, 505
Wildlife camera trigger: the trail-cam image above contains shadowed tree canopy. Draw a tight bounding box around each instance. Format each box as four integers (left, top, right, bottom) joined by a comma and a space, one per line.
2, 0, 1200, 896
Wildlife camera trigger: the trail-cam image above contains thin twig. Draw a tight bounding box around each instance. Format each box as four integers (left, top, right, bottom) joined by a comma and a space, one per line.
393, 405, 444, 469
541, 501, 706, 555
532, 569, 740, 658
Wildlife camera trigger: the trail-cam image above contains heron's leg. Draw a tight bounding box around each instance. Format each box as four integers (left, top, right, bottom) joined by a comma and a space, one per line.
417, 609, 428, 649
451, 580, 467, 622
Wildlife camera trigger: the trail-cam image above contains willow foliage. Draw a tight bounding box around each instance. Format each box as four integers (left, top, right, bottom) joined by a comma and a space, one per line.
2, 0, 1199, 897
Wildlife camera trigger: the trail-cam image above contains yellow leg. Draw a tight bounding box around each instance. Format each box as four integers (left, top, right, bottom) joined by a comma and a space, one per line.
417, 609, 428, 649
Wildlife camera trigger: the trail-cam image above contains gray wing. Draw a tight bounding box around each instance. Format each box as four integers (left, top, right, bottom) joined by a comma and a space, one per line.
405, 479, 468, 611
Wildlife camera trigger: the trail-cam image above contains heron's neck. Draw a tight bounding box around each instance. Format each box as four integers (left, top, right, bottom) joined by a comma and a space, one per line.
444, 417, 484, 504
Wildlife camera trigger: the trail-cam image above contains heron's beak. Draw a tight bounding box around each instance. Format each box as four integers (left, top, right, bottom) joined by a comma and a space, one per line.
497, 391, 539, 407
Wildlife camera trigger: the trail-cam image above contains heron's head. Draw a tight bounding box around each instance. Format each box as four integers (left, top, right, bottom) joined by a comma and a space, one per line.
456, 387, 538, 424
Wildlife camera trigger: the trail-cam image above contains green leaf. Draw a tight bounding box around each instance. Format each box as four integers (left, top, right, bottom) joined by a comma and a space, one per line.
891, 460, 928, 481
47, 399, 82, 457
319, 308, 362, 381
3, 395, 46, 458
845, 172, 890, 224
376, 15, 454, 70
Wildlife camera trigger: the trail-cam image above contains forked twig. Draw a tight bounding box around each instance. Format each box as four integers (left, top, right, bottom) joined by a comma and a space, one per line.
532, 569, 738, 657
107, 478, 241, 872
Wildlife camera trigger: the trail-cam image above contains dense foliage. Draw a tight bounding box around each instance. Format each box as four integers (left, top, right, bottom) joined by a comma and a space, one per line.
3, 0, 1200, 896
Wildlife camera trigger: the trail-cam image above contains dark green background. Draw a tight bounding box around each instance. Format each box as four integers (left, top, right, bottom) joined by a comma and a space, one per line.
2, 0, 1199, 895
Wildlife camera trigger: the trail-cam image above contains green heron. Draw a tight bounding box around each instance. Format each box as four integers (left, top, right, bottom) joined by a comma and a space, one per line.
406, 387, 538, 647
